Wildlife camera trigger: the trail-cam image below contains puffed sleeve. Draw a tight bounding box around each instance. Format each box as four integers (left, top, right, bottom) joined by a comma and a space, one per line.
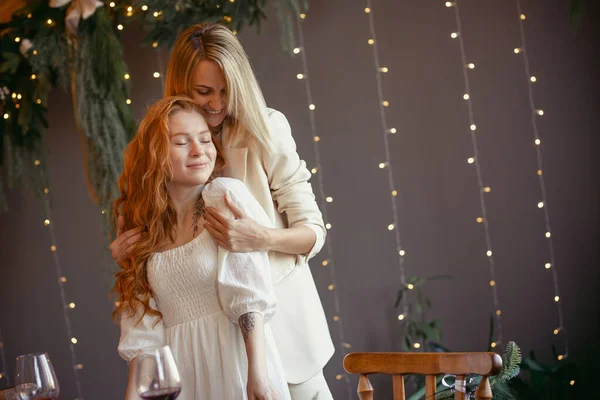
117, 297, 166, 362
261, 109, 326, 261
203, 177, 277, 323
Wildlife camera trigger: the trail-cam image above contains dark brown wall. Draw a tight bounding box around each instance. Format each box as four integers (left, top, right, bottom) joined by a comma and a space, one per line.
1, 0, 598, 398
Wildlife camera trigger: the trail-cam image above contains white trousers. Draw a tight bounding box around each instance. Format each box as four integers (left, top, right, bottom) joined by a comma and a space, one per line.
288, 370, 333, 400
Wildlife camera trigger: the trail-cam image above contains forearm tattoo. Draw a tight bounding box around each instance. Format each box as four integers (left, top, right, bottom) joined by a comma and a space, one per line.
239, 313, 256, 342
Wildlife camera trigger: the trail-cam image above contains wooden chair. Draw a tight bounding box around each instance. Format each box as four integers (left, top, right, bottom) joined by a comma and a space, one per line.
344, 352, 502, 400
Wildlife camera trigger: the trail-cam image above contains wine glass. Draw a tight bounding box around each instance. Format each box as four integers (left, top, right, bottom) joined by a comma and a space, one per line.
135, 345, 182, 400
14, 352, 59, 400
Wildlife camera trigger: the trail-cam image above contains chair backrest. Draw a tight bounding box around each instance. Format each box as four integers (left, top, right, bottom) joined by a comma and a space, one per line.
344, 352, 502, 400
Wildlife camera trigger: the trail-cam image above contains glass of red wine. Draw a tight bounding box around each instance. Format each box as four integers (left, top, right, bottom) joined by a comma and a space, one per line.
135, 345, 182, 400
14, 352, 59, 400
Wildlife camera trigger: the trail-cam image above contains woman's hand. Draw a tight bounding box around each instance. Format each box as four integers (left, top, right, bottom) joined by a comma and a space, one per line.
247, 371, 280, 400
204, 194, 271, 252
109, 215, 143, 265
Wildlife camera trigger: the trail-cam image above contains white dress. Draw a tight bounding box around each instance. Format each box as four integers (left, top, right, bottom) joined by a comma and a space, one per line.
117, 178, 291, 400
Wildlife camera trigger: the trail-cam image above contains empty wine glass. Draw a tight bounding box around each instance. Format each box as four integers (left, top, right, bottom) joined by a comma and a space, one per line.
14, 352, 59, 400
135, 345, 182, 400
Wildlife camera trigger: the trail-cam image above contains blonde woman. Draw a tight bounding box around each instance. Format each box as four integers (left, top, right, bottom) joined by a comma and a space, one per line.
114, 96, 289, 400
110, 23, 334, 399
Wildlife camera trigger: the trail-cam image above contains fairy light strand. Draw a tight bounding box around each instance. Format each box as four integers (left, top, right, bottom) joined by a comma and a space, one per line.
0, 328, 9, 386
365, 1, 409, 319
515, 0, 567, 359
39, 167, 84, 398
447, 0, 503, 345
295, 15, 352, 396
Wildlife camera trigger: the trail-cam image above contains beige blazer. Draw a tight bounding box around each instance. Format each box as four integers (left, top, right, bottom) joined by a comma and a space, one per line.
219, 108, 335, 384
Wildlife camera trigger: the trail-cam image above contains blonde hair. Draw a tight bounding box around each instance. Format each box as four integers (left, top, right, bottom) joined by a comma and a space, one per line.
112, 96, 226, 322
165, 23, 273, 151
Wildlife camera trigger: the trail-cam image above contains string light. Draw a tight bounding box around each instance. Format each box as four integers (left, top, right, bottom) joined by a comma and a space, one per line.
35, 160, 84, 397
126, 99, 132, 105
516, 0, 568, 357
109, 1, 115, 7
141, 5, 148, 11
451, 32, 459, 39
15, 37, 21, 43
446, 0, 504, 347
388, 224, 395, 230
295, 13, 351, 393
117, 24, 124, 31
153, 72, 161, 78
365, 0, 411, 362
293, 47, 301, 54
413, 343, 421, 349
407, 284, 414, 290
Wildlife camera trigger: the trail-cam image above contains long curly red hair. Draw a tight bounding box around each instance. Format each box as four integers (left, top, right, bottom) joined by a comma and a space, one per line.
112, 96, 226, 322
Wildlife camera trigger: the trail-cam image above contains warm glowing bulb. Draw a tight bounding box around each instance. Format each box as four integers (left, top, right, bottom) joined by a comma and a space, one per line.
15, 37, 21, 43
399, 250, 406, 256
311, 168, 318, 174
313, 136, 320, 142
407, 284, 414, 290
153, 11, 159, 17
76, 364, 84, 370
467, 157, 475, 164
476, 217, 484, 223
389, 128, 397, 134
153, 72, 160, 78
514, 48, 522, 54
468, 63, 475, 69
537, 169, 543, 176
326, 223, 332, 229
293, 47, 301, 54
398, 314, 405, 320
545, 263, 551, 269
117, 24, 124, 30
470, 124, 477, 131
554, 296, 560, 302
126, 99, 132, 105
152, 42, 159, 48
365, 7, 371, 13
61, 277, 67, 283
445, 1, 454, 7
2, 113, 8, 120
17, 94, 22, 99
124, 73, 130, 80
546, 232, 551, 238
451, 32, 458, 39
71, 338, 78, 344
520, 14, 526, 20
535, 139, 541, 145
33, 50, 38, 55
109, 2, 115, 7
326, 197, 333, 203
413, 343, 421, 349
328, 284, 334, 290
309, 104, 316, 110
36, 99, 42, 104
537, 109, 544, 116
557, 355, 564, 361
392, 190, 398, 196
382, 100, 390, 107
34, 160, 41, 166
368, 39, 375, 45
127, 6, 133, 12
570, 380, 575, 386
31, 74, 37, 80
538, 202, 544, 208
142, 5, 148, 11
378, 163, 385, 169
47, 19, 53, 25
44, 219, 50, 226
554, 328, 560, 335
491, 342, 497, 348
336, 374, 342, 380
297, 73, 304, 79
380, 67, 389, 73
51, 245, 57, 251
496, 309, 502, 316
487, 250, 492, 257
388, 224, 395, 231
322, 260, 329, 267
530, 76, 537, 82
463, 94, 470, 100
333, 315, 339, 321
490, 280, 495, 286
300, 13, 306, 19
69, 303, 76, 309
